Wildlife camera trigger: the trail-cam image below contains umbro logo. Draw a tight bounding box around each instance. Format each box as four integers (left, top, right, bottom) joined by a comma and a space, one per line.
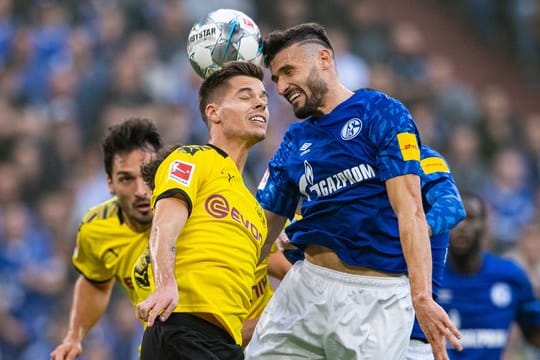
300, 142, 312, 156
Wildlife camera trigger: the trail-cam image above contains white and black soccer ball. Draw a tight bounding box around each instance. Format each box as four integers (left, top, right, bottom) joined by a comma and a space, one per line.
187, 9, 263, 79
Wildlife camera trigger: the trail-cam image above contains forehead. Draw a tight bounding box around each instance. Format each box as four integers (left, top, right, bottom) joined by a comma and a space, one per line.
269, 44, 311, 72
464, 197, 483, 218
111, 148, 154, 173
224, 75, 265, 94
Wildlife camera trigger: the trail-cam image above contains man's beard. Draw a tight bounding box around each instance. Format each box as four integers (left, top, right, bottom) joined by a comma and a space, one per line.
293, 68, 328, 119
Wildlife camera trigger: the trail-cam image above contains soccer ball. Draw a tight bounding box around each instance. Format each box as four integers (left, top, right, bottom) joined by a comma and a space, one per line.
187, 9, 263, 79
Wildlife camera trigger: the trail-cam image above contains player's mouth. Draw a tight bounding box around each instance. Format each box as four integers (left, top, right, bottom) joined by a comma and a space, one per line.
285, 89, 303, 105
134, 202, 151, 213
249, 114, 267, 127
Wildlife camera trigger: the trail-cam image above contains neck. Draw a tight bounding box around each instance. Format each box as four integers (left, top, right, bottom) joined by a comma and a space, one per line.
448, 251, 483, 275
320, 81, 354, 115
209, 137, 250, 172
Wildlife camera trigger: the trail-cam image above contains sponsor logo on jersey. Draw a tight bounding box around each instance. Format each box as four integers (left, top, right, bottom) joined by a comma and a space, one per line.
397, 132, 420, 161
299, 142, 312, 156
169, 160, 194, 186
205, 194, 263, 242
299, 160, 376, 201
340, 118, 362, 140
252, 275, 268, 299
448, 309, 508, 348
490, 282, 512, 307
421, 157, 449, 174
458, 329, 507, 349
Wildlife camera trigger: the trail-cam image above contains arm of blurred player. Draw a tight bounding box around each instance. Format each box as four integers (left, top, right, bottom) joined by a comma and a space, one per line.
50, 276, 114, 360
267, 249, 292, 280
424, 180, 465, 237
386, 174, 462, 360
259, 210, 287, 264
136, 196, 188, 326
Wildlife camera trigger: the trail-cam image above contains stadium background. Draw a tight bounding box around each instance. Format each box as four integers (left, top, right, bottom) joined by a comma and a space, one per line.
0, 0, 538, 358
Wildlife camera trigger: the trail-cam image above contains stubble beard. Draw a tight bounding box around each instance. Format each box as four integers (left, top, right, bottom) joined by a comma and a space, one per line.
293, 68, 328, 119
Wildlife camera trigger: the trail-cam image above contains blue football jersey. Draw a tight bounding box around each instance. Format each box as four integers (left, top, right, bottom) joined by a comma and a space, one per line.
439, 253, 540, 360
257, 89, 423, 273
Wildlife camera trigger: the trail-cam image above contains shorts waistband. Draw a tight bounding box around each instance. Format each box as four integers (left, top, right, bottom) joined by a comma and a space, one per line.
302, 259, 410, 288
159, 313, 235, 345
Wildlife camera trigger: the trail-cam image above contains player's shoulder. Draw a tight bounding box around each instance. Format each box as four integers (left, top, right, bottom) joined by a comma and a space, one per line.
81, 197, 120, 225
484, 252, 528, 277
170, 144, 226, 161
355, 88, 400, 107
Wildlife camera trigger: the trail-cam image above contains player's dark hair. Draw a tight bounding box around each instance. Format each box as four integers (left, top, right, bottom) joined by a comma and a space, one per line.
263, 22, 334, 67
198, 61, 264, 126
102, 118, 163, 178
141, 144, 181, 190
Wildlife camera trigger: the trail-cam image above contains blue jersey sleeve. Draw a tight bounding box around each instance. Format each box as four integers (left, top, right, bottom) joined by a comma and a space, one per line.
256, 129, 300, 219
366, 93, 422, 181
421, 146, 466, 236
514, 264, 540, 330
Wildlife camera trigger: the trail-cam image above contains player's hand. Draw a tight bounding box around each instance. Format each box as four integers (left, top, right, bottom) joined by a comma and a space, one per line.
275, 231, 290, 251
414, 296, 462, 360
136, 280, 178, 326
241, 317, 259, 348
50, 339, 82, 360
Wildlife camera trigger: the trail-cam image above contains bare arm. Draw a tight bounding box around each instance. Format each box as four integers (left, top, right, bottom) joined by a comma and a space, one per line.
259, 210, 287, 263
267, 250, 292, 280
50, 276, 114, 360
136, 196, 188, 326
386, 174, 461, 360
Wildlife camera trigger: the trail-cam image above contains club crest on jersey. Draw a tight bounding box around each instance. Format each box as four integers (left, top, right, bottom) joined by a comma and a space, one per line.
169, 160, 194, 186
490, 282, 512, 307
340, 118, 362, 140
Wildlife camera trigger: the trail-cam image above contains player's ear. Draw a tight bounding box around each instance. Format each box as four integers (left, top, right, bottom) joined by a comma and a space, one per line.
107, 176, 115, 195
318, 48, 332, 70
205, 103, 221, 125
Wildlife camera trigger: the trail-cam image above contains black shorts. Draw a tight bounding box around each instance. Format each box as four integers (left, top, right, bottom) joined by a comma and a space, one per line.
140, 313, 244, 360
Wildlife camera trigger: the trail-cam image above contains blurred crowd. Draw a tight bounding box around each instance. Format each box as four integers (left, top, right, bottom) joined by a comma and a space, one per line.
0, 0, 539, 359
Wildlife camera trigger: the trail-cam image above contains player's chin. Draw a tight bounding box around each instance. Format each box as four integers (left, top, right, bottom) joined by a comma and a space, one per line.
133, 211, 153, 224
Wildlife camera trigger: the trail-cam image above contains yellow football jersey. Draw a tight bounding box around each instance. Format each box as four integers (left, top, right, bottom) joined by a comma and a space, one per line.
73, 197, 151, 307
152, 145, 267, 345
246, 243, 279, 320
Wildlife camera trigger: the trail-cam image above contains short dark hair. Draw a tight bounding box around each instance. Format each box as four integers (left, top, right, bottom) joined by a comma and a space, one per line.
198, 61, 264, 125
102, 118, 163, 178
141, 144, 180, 190
263, 22, 334, 67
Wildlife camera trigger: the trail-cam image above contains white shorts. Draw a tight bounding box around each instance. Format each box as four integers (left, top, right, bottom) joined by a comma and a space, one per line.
245, 260, 414, 360
406, 339, 434, 360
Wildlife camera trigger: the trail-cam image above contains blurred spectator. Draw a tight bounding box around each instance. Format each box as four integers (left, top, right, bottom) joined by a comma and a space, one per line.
482, 148, 536, 252
343, 0, 392, 64
445, 124, 489, 193
476, 85, 525, 162
327, 27, 370, 91
522, 113, 540, 188
425, 54, 480, 132
388, 21, 427, 86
